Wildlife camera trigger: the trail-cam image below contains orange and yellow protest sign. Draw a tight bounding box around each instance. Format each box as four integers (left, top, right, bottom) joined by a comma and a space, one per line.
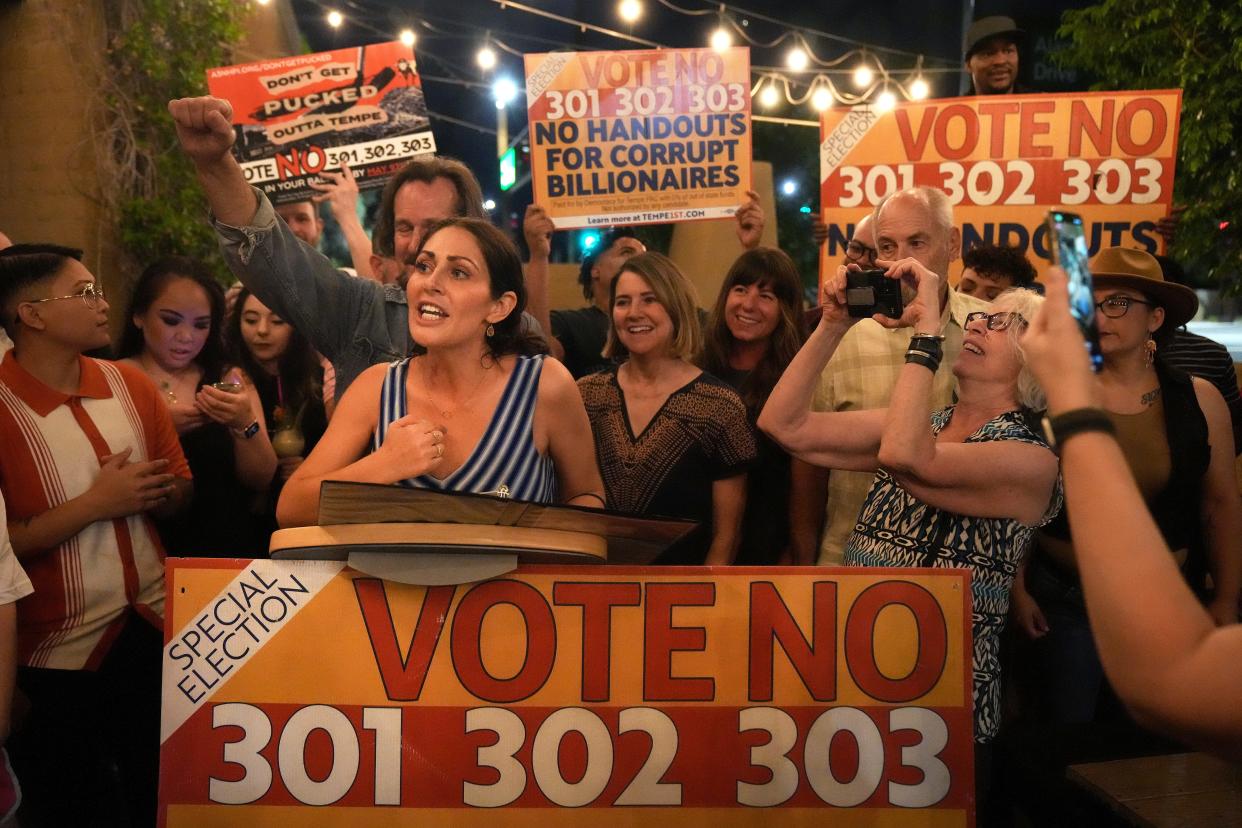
159, 560, 974, 825
525, 48, 753, 229
818, 90, 1181, 283
207, 41, 436, 205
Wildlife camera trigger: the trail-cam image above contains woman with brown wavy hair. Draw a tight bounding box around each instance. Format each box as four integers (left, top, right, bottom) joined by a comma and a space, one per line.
699, 247, 825, 564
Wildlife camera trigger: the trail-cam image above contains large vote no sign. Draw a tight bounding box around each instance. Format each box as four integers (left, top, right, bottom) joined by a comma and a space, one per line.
159, 561, 974, 825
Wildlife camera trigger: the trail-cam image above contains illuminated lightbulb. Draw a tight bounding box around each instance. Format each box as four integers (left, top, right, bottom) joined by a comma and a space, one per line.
909, 77, 929, 100
327, 9, 343, 28
811, 86, 833, 111
618, 0, 642, 23
477, 46, 498, 71
483, 199, 497, 211
786, 48, 808, 71
492, 77, 518, 109
710, 27, 732, 51
781, 179, 798, 196
759, 83, 780, 108
399, 29, 416, 48
853, 64, 873, 88
876, 90, 897, 112
254, 0, 271, 6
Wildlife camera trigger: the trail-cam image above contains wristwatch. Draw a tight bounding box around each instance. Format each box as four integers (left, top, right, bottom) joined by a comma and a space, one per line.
1041, 407, 1115, 450
232, 421, 260, 440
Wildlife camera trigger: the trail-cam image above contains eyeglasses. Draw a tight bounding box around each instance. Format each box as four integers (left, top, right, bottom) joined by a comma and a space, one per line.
844, 240, 878, 265
27, 282, 106, 310
965, 310, 1028, 331
1095, 296, 1155, 318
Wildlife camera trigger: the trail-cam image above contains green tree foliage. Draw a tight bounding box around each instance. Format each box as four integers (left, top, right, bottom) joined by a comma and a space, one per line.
1057, 0, 1241, 290
102, 0, 246, 278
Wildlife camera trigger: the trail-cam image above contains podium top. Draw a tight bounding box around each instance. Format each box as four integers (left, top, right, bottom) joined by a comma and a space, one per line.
271, 481, 697, 566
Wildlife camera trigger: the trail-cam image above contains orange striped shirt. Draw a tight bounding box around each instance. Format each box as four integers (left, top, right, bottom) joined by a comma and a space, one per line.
0, 355, 191, 669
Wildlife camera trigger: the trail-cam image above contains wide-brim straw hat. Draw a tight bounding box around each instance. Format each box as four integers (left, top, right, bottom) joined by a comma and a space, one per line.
1090, 246, 1198, 329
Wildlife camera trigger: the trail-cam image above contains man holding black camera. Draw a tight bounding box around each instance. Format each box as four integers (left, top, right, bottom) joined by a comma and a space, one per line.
810, 186, 990, 564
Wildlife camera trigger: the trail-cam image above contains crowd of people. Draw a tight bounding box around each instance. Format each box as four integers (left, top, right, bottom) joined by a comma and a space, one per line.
0, 16, 1239, 826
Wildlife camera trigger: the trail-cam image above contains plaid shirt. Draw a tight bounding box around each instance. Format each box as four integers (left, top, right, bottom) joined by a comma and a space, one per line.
811, 287, 992, 564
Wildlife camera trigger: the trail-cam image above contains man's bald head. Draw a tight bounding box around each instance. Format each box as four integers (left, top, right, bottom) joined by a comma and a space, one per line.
873, 187, 960, 281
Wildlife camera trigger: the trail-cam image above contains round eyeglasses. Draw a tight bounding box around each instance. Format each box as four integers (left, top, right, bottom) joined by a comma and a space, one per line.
965, 310, 1028, 331
1095, 296, 1155, 318
27, 282, 106, 310
844, 240, 878, 265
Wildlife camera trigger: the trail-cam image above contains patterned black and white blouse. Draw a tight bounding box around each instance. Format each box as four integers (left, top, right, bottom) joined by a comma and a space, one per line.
844, 407, 1062, 744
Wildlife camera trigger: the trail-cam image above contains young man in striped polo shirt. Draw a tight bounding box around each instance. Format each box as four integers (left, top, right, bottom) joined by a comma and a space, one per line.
0, 244, 191, 825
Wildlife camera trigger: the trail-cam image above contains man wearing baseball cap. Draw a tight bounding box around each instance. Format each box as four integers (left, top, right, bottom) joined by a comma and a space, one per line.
964, 15, 1034, 95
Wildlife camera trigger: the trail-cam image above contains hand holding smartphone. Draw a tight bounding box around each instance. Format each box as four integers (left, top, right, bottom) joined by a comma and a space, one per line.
1046, 210, 1103, 372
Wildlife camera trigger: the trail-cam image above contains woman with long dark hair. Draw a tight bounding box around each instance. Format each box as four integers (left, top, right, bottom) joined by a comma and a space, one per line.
277, 218, 604, 526
117, 257, 276, 556
699, 247, 824, 564
227, 287, 328, 538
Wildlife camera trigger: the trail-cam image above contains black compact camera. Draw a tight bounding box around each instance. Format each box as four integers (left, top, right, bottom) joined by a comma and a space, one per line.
846, 269, 903, 319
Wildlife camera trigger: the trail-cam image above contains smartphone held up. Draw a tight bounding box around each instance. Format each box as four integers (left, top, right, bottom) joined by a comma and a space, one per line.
1046, 210, 1104, 372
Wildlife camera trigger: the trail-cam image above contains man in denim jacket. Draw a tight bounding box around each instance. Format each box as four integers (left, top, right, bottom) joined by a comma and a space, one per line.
169, 95, 538, 400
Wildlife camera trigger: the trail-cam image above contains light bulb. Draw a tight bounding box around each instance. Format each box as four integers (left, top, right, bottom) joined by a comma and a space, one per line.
811, 87, 833, 111
710, 27, 732, 51
477, 46, 497, 71
876, 90, 897, 112
326, 9, 343, 28
759, 83, 780, 108
399, 29, 416, 48
786, 48, 808, 71
909, 77, 929, 100
853, 64, 873, 88
618, 0, 642, 23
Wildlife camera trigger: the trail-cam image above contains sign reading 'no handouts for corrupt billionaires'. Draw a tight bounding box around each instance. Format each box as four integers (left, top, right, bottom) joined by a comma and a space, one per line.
818, 90, 1182, 283
207, 41, 437, 205
525, 48, 753, 229
158, 560, 975, 825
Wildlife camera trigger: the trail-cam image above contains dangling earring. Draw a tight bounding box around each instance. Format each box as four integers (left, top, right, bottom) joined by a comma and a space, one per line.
485, 323, 495, 338
1145, 334, 1157, 367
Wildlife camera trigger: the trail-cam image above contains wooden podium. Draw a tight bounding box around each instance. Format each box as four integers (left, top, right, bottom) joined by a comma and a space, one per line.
268, 481, 696, 584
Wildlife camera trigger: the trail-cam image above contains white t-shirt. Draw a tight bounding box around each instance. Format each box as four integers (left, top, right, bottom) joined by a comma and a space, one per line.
0, 492, 33, 605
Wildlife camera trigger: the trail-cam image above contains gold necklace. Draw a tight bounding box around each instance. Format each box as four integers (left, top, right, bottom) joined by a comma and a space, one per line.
140, 356, 189, 404
418, 359, 491, 420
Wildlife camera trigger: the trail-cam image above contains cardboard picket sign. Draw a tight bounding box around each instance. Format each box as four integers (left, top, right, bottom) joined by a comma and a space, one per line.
817, 90, 1181, 285
207, 41, 436, 204
159, 561, 974, 825
525, 47, 753, 229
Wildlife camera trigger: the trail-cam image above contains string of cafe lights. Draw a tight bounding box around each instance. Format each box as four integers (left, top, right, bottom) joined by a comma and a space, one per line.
280, 0, 955, 115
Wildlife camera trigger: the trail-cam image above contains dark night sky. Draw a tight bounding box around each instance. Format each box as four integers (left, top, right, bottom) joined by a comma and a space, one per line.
290, 0, 1091, 231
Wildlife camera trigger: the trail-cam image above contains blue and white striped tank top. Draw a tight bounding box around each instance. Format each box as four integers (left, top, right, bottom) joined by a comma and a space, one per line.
372, 354, 558, 503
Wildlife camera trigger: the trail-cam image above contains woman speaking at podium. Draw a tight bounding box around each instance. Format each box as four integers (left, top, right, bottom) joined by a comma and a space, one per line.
276, 218, 605, 527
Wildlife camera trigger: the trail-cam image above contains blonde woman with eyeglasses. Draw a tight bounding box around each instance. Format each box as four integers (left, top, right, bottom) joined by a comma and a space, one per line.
760, 254, 1060, 755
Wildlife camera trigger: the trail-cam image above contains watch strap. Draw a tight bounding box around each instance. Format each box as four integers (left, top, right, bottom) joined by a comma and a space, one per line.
1042, 407, 1115, 449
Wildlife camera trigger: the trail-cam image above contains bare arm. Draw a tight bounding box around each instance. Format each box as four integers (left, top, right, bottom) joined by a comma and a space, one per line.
537, 358, 604, 507
787, 459, 828, 565
0, 602, 14, 743
872, 257, 1056, 524
311, 164, 375, 279
1024, 265, 1242, 760
523, 204, 565, 361
195, 372, 278, 491
704, 474, 746, 565
1192, 378, 1242, 625
734, 189, 764, 250
278, 365, 444, 527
